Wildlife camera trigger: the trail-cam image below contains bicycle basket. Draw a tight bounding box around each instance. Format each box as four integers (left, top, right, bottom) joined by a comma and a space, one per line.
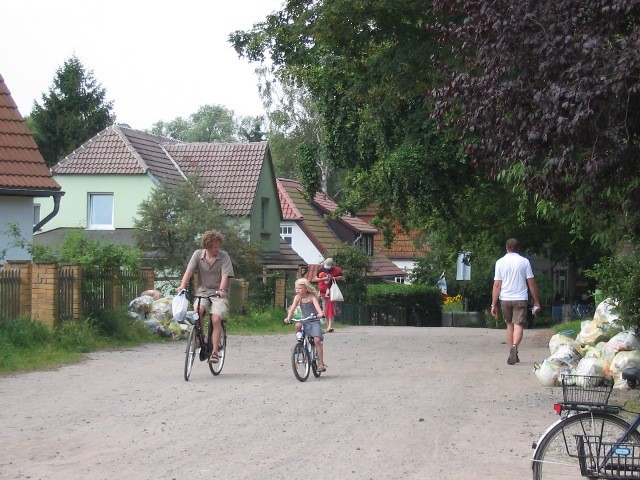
576, 435, 640, 478
562, 374, 613, 407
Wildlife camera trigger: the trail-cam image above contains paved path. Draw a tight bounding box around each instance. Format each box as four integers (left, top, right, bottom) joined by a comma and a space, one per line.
0, 326, 569, 479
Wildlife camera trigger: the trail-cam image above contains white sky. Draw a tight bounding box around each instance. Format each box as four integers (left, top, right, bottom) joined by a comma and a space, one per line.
1, 0, 283, 131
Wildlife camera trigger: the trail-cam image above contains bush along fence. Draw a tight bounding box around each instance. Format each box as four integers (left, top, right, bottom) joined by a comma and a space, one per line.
0, 261, 155, 326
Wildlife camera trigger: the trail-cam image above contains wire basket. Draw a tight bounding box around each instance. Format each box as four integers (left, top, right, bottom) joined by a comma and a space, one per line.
561, 374, 613, 407
576, 435, 640, 478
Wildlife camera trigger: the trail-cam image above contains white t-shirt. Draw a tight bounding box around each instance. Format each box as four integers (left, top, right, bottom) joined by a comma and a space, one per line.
494, 252, 534, 301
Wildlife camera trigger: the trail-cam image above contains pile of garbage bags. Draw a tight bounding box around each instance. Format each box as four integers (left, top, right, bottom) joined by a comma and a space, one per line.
128, 290, 195, 340
534, 298, 640, 388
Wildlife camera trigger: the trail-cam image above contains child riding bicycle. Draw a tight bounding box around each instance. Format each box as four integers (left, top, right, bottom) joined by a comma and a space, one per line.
284, 278, 326, 372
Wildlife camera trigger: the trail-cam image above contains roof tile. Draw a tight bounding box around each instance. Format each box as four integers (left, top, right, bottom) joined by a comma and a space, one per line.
0, 73, 61, 192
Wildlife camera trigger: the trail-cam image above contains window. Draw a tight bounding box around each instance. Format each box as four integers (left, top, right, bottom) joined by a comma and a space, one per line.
88, 193, 114, 229
280, 225, 293, 245
33, 204, 41, 227
394, 276, 405, 284
355, 234, 374, 256
261, 197, 269, 230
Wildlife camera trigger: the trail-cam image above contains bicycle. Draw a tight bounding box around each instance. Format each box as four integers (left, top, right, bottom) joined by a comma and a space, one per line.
531, 372, 640, 479
182, 291, 227, 381
287, 314, 324, 382
572, 302, 596, 320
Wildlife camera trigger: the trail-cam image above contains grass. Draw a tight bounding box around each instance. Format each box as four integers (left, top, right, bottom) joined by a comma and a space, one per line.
0, 306, 295, 375
0, 309, 160, 375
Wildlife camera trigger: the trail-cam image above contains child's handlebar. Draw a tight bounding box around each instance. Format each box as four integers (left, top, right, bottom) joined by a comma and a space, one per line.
283, 314, 323, 325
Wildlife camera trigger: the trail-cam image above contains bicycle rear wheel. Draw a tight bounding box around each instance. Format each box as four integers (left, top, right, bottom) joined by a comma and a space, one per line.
209, 323, 227, 376
184, 326, 198, 381
292, 342, 310, 382
532, 412, 640, 479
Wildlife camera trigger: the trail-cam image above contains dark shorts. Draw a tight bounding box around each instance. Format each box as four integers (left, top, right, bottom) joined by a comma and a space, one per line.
501, 300, 528, 325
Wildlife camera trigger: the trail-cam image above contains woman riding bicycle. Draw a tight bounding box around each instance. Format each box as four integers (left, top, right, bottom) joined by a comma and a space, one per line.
284, 278, 326, 372
177, 230, 234, 364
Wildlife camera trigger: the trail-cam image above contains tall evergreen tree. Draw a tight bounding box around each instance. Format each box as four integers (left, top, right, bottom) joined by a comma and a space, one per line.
27, 55, 115, 167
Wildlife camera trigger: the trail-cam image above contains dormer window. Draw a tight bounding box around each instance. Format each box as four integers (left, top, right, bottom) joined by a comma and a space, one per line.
356, 234, 374, 256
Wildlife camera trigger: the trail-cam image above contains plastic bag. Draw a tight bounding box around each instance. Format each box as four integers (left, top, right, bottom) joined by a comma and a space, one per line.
609, 350, 640, 375
603, 331, 640, 353
576, 319, 612, 346
330, 282, 344, 302
575, 357, 605, 379
549, 333, 582, 355
534, 359, 573, 387
172, 290, 189, 322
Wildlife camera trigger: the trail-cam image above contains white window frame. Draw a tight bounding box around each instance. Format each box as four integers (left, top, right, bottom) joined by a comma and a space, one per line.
88, 193, 114, 230
280, 225, 293, 244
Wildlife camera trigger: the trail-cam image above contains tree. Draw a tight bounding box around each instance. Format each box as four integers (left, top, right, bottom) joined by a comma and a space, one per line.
133, 176, 261, 278
27, 55, 115, 167
150, 104, 266, 142
229, 1, 467, 228
429, 0, 640, 246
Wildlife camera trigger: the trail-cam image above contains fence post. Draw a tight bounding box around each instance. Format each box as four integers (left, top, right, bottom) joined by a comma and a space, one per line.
31, 262, 58, 326
139, 267, 155, 292
70, 264, 83, 320
275, 276, 286, 309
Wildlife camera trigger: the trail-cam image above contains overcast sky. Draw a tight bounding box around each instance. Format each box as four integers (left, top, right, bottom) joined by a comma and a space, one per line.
2, 0, 283, 131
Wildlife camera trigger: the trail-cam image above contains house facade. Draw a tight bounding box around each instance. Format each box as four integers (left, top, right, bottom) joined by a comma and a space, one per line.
36, 125, 302, 274
277, 178, 405, 283
0, 73, 62, 261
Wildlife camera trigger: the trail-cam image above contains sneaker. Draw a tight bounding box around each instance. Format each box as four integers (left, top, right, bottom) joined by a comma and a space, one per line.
316, 361, 327, 372
507, 346, 518, 365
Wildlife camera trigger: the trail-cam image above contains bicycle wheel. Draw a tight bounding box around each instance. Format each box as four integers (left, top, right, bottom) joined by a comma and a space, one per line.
532, 412, 640, 479
311, 345, 321, 378
291, 342, 310, 382
209, 323, 226, 376
184, 325, 198, 381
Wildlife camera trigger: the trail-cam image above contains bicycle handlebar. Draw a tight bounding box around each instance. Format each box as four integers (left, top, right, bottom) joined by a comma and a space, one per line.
283, 314, 322, 325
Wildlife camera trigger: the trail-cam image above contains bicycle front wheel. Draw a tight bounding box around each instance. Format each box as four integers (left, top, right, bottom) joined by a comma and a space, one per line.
184, 326, 198, 381
292, 342, 310, 382
209, 324, 227, 376
532, 412, 640, 479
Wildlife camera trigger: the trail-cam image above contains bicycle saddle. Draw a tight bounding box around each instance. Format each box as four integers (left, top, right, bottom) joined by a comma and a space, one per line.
622, 366, 640, 388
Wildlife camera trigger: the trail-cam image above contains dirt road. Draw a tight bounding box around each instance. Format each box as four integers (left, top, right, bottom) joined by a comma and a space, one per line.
1, 326, 568, 479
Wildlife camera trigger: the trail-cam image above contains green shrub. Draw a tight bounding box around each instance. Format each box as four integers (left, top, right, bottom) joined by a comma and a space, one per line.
366, 283, 442, 326
587, 251, 640, 331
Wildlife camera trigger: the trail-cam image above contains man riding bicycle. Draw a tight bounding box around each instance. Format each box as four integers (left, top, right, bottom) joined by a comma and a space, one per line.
177, 230, 234, 364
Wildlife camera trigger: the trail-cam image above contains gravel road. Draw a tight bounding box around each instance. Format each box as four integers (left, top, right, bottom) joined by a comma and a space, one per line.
0, 326, 572, 480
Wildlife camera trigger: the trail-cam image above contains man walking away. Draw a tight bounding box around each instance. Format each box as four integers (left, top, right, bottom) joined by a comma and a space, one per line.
491, 238, 541, 365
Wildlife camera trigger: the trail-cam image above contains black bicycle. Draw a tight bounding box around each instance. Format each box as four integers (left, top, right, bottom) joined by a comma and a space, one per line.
183, 291, 227, 381
287, 314, 323, 382
531, 372, 640, 479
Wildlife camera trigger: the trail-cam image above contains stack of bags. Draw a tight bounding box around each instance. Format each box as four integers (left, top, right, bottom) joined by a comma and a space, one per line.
534, 299, 640, 388
128, 290, 189, 340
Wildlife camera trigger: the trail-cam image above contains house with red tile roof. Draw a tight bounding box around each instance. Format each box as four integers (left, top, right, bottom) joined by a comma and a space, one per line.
0, 73, 62, 261
277, 178, 405, 282
35, 124, 303, 272
356, 205, 429, 281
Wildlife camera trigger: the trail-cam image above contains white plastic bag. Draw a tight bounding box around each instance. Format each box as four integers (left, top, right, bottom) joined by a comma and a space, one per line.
171, 290, 189, 322
330, 282, 344, 302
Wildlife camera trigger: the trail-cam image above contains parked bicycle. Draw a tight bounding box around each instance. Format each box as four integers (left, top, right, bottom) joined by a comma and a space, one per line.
572, 302, 596, 320
531, 372, 640, 479
287, 314, 324, 382
183, 291, 227, 381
